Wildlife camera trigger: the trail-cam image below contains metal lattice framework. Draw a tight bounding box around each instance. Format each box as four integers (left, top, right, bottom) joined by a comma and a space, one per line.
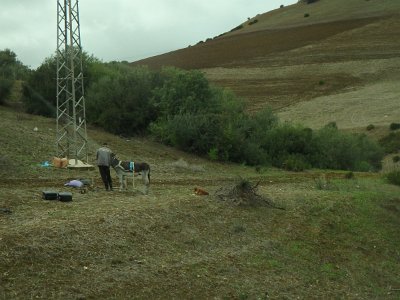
56, 0, 88, 164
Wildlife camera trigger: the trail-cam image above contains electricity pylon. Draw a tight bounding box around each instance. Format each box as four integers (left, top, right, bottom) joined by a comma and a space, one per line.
56, 0, 88, 165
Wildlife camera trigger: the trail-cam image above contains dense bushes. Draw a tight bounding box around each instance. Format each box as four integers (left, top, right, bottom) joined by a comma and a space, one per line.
0, 49, 30, 105
21, 84, 56, 117
386, 170, 400, 186
18, 54, 384, 172
379, 132, 400, 154
0, 77, 13, 105
148, 68, 383, 171
311, 125, 383, 171
86, 63, 158, 135
390, 123, 400, 130
26, 51, 100, 110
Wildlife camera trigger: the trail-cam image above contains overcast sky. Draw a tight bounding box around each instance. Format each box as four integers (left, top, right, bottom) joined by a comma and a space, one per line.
0, 0, 297, 69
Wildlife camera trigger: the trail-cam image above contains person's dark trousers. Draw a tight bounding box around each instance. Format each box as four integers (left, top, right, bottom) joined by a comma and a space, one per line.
98, 166, 113, 190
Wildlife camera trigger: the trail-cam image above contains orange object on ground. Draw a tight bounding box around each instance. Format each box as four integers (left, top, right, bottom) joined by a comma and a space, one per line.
53, 157, 68, 168
194, 187, 209, 195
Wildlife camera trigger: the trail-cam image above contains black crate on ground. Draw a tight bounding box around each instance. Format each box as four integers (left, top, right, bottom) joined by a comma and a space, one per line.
58, 192, 73, 202
42, 191, 59, 200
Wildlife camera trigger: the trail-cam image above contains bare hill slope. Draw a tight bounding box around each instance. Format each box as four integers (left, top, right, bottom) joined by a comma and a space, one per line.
131, 0, 400, 131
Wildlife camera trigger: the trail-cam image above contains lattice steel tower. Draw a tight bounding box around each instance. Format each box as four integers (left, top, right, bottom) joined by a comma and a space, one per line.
56, 0, 88, 164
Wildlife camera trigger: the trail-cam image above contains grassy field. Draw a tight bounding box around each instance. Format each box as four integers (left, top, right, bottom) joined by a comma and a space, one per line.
2, 1, 400, 298
1, 105, 400, 299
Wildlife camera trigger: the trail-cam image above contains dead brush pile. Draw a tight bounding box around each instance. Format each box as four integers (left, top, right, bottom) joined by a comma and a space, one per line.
215, 177, 284, 209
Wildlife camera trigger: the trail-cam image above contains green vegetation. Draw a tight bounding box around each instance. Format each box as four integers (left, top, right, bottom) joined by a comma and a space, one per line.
248, 19, 259, 25
230, 24, 244, 32
22, 50, 101, 117
390, 122, 400, 130
366, 124, 375, 131
386, 170, 400, 186
0, 77, 13, 105
1, 50, 385, 172
0, 49, 30, 105
379, 131, 400, 154
86, 63, 158, 134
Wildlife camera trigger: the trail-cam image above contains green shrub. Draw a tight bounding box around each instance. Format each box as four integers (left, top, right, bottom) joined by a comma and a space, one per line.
314, 175, 337, 191
26, 50, 98, 110
21, 84, 56, 117
393, 156, 400, 163
261, 124, 315, 168
283, 155, 311, 172
344, 171, 355, 179
304, 13, 310, 18
390, 123, 400, 130
230, 25, 243, 32
386, 170, 400, 186
151, 67, 215, 118
208, 148, 219, 161
312, 126, 383, 171
86, 64, 157, 134
379, 132, 400, 154
366, 124, 375, 131
0, 77, 13, 105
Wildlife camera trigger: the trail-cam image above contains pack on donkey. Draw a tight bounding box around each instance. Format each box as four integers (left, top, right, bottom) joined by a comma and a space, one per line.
110, 153, 151, 194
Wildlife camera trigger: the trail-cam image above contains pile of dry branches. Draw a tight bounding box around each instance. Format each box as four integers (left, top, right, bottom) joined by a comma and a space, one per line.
215, 178, 284, 209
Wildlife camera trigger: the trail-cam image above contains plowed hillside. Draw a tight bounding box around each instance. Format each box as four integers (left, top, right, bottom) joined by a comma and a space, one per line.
131, 0, 400, 131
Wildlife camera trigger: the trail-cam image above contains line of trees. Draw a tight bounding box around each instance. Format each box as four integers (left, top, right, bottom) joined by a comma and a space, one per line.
1, 49, 384, 171
0, 49, 31, 105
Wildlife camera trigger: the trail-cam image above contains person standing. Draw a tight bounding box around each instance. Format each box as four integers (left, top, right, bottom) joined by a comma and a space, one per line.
96, 142, 113, 191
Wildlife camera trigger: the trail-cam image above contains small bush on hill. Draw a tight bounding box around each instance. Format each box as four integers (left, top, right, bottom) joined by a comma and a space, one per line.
299, 0, 319, 3
344, 171, 355, 179
312, 125, 383, 171
304, 13, 310, 18
248, 19, 258, 26
283, 155, 311, 172
386, 170, 400, 186
366, 124, 375, 131
392, 156, 400, 163
390, 123, 400, 130
230, 25, 243, 32
0, 77, 13, 105
379, 132, 400, 154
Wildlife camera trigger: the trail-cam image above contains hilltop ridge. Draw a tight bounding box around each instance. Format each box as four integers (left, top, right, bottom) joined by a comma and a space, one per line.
131, 0, 400, 132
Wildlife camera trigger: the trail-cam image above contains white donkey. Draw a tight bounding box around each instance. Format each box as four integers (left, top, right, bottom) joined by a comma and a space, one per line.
110, 153, 150, 194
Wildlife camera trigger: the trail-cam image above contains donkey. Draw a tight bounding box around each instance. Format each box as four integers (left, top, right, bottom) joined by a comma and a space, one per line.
110, 153, 150, 194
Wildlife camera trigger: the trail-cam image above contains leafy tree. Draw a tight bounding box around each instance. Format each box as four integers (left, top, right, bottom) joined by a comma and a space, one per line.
21, 83, 56, 117
86, 63, 157, 134
312, 125, 383, 171
0, 77, 13, 105
151, 67, 217, 118
26, 50, 100, 109
0, 49, 31, 104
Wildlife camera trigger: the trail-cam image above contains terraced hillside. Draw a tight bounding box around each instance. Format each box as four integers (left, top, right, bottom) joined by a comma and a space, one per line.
131, 0, 400, 130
